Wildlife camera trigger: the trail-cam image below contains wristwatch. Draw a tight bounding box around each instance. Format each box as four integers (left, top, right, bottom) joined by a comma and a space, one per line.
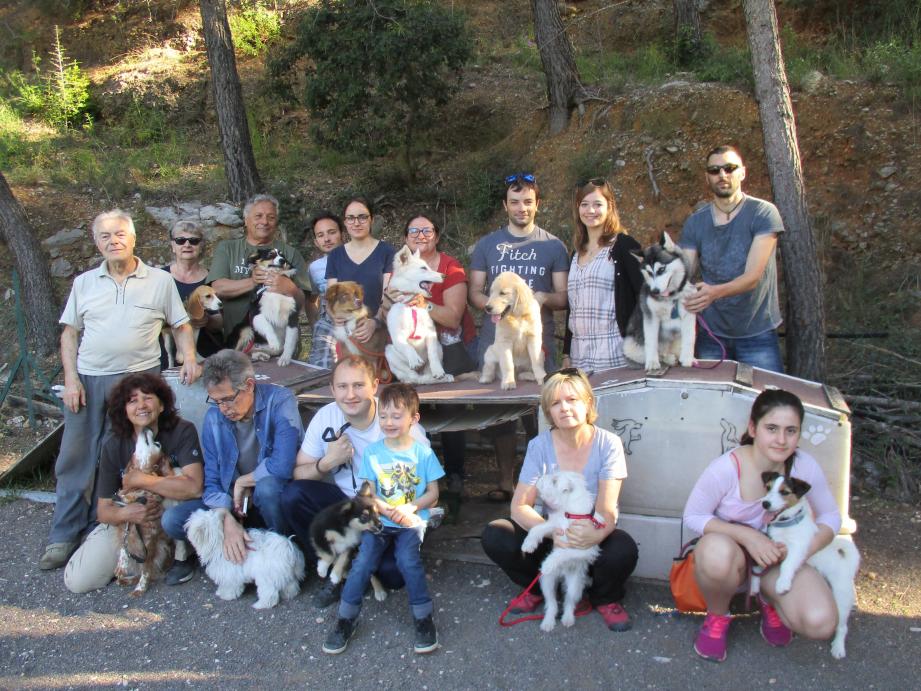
426, 303, 434, 312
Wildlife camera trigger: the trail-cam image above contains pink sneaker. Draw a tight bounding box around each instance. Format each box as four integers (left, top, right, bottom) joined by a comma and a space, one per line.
694, 613, 731, 662
508, 590, 543, 614
759, 597, 793, 647
596, 602, 632, 631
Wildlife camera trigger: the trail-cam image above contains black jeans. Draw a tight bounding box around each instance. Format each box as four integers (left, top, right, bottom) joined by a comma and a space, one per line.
481, 518, 638, 606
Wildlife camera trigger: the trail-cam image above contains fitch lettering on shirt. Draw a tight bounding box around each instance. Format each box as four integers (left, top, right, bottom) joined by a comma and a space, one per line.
489, 242, 548, 286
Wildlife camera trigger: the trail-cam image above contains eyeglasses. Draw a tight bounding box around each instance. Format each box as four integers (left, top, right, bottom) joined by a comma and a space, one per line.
206, 388, 245, 408
344, 214, 371, 225
505, 173, 536, 185
407, 227, 436, 237
173, 236, 203, 246
705, 163, 740, 176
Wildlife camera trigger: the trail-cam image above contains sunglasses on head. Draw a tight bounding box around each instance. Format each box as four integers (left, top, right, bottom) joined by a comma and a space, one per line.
706, 163, 740, 176
579, 177, 608, 187
173, 236, 202, 246
505, 172, 536, 185
557, 367, 590, 378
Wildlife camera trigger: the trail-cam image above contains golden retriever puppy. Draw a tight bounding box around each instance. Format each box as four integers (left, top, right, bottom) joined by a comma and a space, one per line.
163, 285, 222, 367
479, 271, 546, 390
326, 281, 389, 376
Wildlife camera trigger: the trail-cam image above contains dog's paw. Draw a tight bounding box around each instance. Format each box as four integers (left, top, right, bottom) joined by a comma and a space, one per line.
679, 355, 694, 368
252, 598, 278, 610
775, 576, 793, 594
521, 537, 538, 554
373, 589, 387, 602
251, 351, 271, 362
277, 355, 292, 367
500, 379, 518, 391
561, 611, 576, 627
534, 372, 546, 386
317, 562, 330, 578
644, 359, 663, 372
329, 571, 341, 585
405, 352, 424, 369
830, 640, 846, 659
539, 615, 556, 632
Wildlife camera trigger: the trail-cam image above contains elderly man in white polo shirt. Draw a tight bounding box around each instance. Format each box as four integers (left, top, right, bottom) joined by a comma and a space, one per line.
39, 209, 202, 570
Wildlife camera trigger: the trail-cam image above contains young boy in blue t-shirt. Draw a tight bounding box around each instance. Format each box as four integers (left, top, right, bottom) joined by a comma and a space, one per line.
322, 383, 444, 655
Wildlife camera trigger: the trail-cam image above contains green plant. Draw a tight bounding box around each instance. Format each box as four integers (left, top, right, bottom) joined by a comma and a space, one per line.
229, 1, 282, 57
568, 147, 611, 186
693, 34, 753, 87
44, 26, 92, 129
269, 0, 472, 182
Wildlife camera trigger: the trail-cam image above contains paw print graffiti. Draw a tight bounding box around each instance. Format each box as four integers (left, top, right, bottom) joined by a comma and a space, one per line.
802, 424, 830, 446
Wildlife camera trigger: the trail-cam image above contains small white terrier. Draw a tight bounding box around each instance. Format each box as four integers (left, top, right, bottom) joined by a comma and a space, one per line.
184, 509, 305, 609
521, 471, 602, 631
757, 472, 860, 659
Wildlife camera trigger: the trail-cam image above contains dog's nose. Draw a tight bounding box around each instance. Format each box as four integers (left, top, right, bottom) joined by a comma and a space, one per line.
762, 500, 771, 509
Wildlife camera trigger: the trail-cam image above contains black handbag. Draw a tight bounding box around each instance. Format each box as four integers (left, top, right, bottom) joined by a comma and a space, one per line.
441, 341, 476, 376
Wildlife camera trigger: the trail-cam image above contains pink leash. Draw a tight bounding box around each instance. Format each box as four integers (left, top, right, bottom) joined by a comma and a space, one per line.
692, 314, 727, 369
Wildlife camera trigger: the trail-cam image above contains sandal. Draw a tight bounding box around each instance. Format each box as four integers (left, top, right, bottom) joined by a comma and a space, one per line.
486, 488, 512, 503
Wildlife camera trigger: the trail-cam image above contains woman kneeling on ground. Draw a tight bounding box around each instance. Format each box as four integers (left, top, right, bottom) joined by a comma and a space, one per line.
481, 368, 639, 630
683, 389, 842, 662
64, 373, 204, 593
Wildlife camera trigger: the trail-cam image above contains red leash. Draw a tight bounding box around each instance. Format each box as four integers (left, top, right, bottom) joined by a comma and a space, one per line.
498, 572, 593, 627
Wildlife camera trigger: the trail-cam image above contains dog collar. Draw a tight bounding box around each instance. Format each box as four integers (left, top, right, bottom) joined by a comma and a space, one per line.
770, 508, 807, 527
565, 512, 606, 530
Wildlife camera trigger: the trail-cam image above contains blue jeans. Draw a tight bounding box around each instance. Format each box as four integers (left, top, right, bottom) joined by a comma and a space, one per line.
696, 327, 784, 373
162, 498, 207, 541
339, 526, 431, 620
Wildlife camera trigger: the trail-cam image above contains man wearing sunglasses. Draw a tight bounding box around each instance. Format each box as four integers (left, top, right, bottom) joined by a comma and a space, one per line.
208, 194, 312, 342
40, 209, 202, 570
468, 173, 570, 501
281, 356, 429, 607
680, 145, 786, 373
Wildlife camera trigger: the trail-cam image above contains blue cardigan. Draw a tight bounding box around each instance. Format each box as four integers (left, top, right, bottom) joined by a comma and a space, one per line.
201, 383, 303, 510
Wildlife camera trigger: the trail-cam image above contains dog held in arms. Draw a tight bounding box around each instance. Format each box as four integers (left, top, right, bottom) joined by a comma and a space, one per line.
185, 508, 305, 609
231, 248, 299, 367
622, 232, 697, 373
326, 281, 389, 376
478, 271, 546, 390
114, 429, 176, 596
521, 472, 602, 631
384, 246, 453, 385
310, 480, 387, 602
754, 472, 860, 659
162, 285, 222, 368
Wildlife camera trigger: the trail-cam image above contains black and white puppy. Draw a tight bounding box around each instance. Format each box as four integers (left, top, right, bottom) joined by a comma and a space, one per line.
310, 481, 387, 602
231, 248, 299, 366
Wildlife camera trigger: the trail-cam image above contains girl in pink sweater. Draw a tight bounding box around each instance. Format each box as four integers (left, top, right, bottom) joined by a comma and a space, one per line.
682, 389, 842, 662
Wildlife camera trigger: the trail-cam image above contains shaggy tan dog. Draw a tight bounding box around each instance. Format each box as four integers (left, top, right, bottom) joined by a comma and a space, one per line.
327, 281, 389, 377
479, 271, 546, 390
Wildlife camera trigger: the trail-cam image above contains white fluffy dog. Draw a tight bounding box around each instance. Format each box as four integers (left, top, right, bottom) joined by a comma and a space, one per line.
757, 472, 860, 659
184, 509, 305, 609
521, 471, 602, 631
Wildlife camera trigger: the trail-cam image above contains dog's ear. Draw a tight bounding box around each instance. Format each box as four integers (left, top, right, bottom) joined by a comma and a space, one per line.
358, 480, 374, 498
788, 477, 812, 498
762, 471, 781, 487
630, 249, 644, 264
186, 289, 206, 321
660, 232, 676, 251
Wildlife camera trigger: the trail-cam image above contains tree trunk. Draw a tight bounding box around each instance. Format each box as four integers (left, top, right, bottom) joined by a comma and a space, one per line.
673, 0, 703, 64
531, 0, 584, 135
199, 0, 263, 205
742, 0, 826, 381
0, 172, 60, 356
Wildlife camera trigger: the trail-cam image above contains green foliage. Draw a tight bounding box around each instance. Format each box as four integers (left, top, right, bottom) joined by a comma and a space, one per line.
269, 0, 472, 179
568, 147, 611, 187
692, 34, 753, 88
229, 1, 282, 57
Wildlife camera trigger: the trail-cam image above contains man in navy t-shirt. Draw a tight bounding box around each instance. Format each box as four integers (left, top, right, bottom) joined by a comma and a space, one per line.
680, 146, 786, 373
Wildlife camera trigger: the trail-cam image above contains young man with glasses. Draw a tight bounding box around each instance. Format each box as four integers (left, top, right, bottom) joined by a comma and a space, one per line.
679, 145, 786, 372
165, 350, 302, 570
208, 194, 312, 341
468, 174, 570, 501
281, 356, 429, 607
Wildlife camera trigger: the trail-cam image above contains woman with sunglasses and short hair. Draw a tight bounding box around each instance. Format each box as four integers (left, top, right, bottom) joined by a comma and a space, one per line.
481, 368, 639, 631
325, 196, 397, 345
383, 212, 478, 494
561, 179, 643, 373
160, 220, 224, 363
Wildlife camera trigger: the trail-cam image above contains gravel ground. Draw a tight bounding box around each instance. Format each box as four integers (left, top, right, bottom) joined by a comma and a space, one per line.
1, 496, 918, 690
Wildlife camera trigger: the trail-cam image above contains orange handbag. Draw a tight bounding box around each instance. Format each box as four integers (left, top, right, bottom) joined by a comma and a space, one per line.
670, 538, 707, 613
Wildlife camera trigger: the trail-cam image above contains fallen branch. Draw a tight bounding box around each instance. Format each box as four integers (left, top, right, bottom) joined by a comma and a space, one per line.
846, 394, 921, 412
644, 145, 660, 201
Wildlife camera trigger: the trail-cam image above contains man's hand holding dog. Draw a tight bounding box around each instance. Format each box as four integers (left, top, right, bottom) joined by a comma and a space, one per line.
62, 378, 86, 413
321, 435, 353, 472
222, 510, 252, 564
684, 282, 719, 313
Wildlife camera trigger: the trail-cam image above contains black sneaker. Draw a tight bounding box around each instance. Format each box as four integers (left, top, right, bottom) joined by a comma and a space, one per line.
413, 615, 438, 654
322, 617, 357, 655
165, 558, 196, 586
314, 579, 342, 608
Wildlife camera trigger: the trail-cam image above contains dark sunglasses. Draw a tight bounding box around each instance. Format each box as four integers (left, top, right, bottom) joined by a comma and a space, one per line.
322, 421, 352, 443
173, 236, 203, 246
705, 163, 740, 176
579, 177, 608, 187
557, 367, 585, 378
505, 172, 536, 185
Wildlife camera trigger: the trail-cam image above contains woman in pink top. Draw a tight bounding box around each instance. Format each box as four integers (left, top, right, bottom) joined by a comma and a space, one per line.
682, 389, 842, 663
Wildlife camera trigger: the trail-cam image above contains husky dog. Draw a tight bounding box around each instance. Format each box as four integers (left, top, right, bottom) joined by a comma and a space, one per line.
479, 271, 545, 390
385, 246, 453, 385
231, 248, 299, 367
114, 429, 175, 596
310, 481, 387, 602
623, 233, 697, 373
521, 472, 602, 631
756, 472, 860, 659
185, 509, 305, 609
